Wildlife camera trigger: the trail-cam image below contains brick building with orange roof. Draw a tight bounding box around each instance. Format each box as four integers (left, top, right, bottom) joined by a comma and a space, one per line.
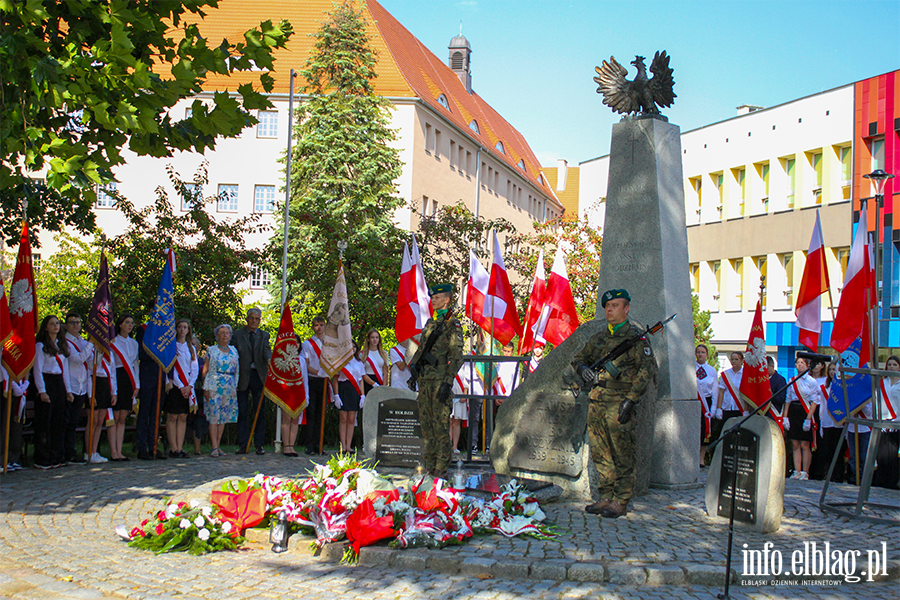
38, 0, 563, 300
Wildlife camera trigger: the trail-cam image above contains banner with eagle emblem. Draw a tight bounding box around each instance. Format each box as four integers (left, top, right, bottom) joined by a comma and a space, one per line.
740, 300, 775, 422
2, 222, 37, 382
263, 303, 309, 418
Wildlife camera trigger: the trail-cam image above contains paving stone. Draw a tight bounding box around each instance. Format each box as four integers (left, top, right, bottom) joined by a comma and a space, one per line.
567, 561, 606, 582
357, 546, 394, 567
491, 559, 531, 580
644, 564, 685, 585
459, 557, 496, 576
426, 553, 463, 574
685, 564, 731, 586
529, 559, 570, 580
607, 563, 647, 585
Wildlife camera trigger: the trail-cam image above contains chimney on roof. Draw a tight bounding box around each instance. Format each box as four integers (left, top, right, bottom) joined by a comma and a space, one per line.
736, 104, 764, 116
448, 28, 472, 94
556, 159, 568, 192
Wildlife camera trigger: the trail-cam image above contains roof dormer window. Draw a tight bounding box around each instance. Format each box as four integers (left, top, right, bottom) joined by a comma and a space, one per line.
517, 159, 525, 170
495, 141, 505, 154
469, 119, 479, 134
437, 94, 450, 110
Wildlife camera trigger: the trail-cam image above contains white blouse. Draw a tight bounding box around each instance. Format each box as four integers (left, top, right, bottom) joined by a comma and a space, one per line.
34, 341, 71, 395
171, 341, 198, 387
362, 349, 386, 384
111, 335, 140, 389
390, 345, 410, 390
718, 368, 743, 411
696, 362, 718, 399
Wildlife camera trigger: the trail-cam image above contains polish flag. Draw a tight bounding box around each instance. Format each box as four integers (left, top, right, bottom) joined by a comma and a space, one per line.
484, 232, 521, 346
2, 222, 38, 383
465, 249, 491, 333
410, 235, 432, 328
830, 207, 876, 364
394, 242, 418, 343
794, 211, 830, 351
519, 250, 547, 354
542, 247, 580, 346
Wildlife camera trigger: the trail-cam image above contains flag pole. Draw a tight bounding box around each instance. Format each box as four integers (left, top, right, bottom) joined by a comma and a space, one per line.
3, 378, 11, 473
88, 345, 99, 459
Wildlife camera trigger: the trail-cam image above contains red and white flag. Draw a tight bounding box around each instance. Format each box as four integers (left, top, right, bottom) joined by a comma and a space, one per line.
794, 211, 830, 351
410, 235, 432, 329
484, 232, 521, 346
264, 303, 309, 418
740, 300, 777, 426
519, 249, 546, 354
2, 222, 37, 382
830, 208, 877, 364
320, 263, 354, 378
466, 249, 491, 333
542, 246, 580, 347
0, 277, 11, 349
394, 242, 418, 343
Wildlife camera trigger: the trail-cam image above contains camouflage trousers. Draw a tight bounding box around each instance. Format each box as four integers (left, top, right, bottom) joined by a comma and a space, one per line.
418, 379, 452, 472
588, 397, 637, 502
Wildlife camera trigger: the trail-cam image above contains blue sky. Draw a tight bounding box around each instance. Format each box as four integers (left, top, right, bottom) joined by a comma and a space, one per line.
379, 0, 900, 165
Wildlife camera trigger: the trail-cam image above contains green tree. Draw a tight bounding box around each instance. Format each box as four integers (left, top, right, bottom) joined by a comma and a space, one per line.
692, 293, 718, 367
108, 163, 262, 344
507, 214, 603, 324
34, 231, 103, 321
0, 0, 292, 242
270, 1, 404, 337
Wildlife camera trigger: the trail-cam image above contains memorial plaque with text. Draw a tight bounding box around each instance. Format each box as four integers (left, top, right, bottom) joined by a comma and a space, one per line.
375, 398, 424, 468
507, 392, 585, 477
717, 428, 759, 524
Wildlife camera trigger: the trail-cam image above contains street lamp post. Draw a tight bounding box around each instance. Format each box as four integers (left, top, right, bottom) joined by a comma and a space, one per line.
861, 169, 894, 360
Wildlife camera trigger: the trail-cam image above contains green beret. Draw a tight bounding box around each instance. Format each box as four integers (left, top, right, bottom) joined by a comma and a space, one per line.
429, 283, 453, 296
601, 288, 630, 307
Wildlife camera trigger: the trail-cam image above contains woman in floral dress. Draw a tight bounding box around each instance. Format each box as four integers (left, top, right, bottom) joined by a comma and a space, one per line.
202, 324, 239, 457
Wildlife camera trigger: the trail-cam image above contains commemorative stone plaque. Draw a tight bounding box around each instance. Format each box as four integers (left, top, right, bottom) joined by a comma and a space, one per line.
716, 428, 759, 524
508, 392, 584, 477
705, 415, 784, 533
375, 398, 424, 468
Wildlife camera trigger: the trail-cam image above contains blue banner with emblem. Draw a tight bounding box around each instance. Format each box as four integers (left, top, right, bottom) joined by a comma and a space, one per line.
142, 260, 176, 372
827, 338, 872, 425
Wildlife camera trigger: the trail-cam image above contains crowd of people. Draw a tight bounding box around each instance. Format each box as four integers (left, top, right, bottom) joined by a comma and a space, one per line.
696, 345, 900, 489
1, 303, 538, 472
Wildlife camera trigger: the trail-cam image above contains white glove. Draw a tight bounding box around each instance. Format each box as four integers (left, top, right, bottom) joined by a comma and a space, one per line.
714, 408, 723, 420
803, 419, 811, 432
783, 418, 790, 431
334, 394, 343, 409
704, 412, 712, 419
359, 394, 366, 409
372, 382, 380, 387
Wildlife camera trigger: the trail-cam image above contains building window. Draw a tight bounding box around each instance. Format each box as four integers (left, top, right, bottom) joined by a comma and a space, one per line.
425, 123, 433, 153
181, 183, 200, 211
96, 183, 117, 209
437, 94, 450, 110
781, 253, 794, 306
711, 261, 721, 312
809, 151, 823, 205
728, 258, 743, 310
840, 146, 852, 200
469, 119, 479, 134
254, 185, 275, 213
31, 253, 41, 273
517, 159, 525, 171
495, 141, 504, 154
435, 129, 442, 159
868, 137, 885, 172
784, 157, 796, 208
217, 184, 239, 212
185, 107, 193, 119
250, 267, 271, 289
257, 111, 278, 138
754, 256, 767, 309
690, 263, 699, 294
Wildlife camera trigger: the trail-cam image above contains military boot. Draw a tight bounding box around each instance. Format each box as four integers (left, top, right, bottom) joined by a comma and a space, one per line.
600, 500, 628, 518
585, 499, 613, 515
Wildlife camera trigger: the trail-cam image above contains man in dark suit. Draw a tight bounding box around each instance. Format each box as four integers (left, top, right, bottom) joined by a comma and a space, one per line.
231, 308, 272, 454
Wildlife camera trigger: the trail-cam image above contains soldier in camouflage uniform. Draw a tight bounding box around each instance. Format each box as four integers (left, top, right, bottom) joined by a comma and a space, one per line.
407, 284, 464, 478
572, 289, 657, 518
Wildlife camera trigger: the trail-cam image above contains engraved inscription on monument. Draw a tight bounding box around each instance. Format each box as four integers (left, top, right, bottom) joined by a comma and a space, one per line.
375, 398, 424, 468
508, 392, 585, 477
717, 428, 759, 524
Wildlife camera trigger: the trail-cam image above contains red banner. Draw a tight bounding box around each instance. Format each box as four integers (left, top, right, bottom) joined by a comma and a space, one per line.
2, 222, 37, 382
263, 303, 308, 418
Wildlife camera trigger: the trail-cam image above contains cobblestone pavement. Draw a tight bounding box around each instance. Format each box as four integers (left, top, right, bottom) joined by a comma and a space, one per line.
1, 452, 897, 600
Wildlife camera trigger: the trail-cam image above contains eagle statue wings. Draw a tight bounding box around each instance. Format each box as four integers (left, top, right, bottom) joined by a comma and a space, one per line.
593, 51, 676, 115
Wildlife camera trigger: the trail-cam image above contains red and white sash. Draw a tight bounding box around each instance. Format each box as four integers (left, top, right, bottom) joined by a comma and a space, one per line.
67, 337, 90, 371
340, 366, 363, 397
721, 372, 745, 413
390, 346, 405, 365
698, 392, 711, 443
880, 379, 898, 419
171, 356, 197, 411
110, 343, 136, 390
365, 355, 384, 385
792, 379, 818, 449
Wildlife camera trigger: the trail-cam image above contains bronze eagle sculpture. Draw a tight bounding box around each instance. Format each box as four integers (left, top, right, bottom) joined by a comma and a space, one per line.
593, 51, 676, 115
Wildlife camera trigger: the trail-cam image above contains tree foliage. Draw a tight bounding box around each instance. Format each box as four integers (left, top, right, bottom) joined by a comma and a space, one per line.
108, 163, 263, 343
507, 215, 603, 324
34, 231, 103, 321
0, 0, 292, 242
692, 292, 718, 367
269, 1, 404, 337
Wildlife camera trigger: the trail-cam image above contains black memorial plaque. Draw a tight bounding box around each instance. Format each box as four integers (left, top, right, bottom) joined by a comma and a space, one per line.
508, 392, 585, 477
717, 428, 759, 524
375, 398, 424, 468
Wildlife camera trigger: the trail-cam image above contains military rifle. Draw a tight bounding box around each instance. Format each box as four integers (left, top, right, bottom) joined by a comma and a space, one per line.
578, 313, 676, 384
407, 308, 455, 392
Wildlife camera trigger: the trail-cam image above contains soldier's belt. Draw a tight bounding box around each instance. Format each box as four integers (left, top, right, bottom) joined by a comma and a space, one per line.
595, 379, 632, 391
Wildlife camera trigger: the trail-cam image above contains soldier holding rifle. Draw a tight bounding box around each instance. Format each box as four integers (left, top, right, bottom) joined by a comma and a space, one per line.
572, 289, 658, 519
407, 284, 464, 479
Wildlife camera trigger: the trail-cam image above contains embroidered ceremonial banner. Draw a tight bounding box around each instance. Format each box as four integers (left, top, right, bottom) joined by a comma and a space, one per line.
142, 255, 176, 372
827, 338, 872, 425
86, 252, 115, 358
264, 303, 308, 418
2, 222, 37, 382
740, 300, 772, 414
321, 263, 354, 378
